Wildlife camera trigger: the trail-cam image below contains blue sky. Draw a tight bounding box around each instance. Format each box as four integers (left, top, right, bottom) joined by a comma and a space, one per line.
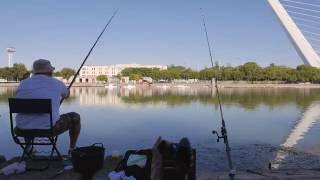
0, 0, 304, 70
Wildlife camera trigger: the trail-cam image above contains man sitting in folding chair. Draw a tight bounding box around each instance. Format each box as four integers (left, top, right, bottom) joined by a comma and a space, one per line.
14, 59, 81, 159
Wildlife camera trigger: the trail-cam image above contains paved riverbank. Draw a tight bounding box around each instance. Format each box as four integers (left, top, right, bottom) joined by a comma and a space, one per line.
1, 157, 320, 179
1, 144, 320, 179
0, 82, 105, 87
0, 156, 120, 180
2, 81, 320, 88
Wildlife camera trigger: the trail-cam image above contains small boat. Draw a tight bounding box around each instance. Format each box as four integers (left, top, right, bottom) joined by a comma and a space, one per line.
161, 85, 169, 89
176, 85, 188, 88
105, 84, 117, 89
124, 84, 136, 89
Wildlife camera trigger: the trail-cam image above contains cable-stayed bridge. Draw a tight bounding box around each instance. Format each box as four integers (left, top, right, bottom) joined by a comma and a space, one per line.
266, 0, 320, 168
268, 0, 320, 67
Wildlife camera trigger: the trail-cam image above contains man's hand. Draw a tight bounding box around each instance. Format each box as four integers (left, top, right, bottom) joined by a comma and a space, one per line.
61, 89, 70, 99
64, 89, 70, 99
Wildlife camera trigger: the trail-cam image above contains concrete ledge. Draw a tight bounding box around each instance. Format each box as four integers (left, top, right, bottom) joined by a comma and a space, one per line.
2, 156, 320, 179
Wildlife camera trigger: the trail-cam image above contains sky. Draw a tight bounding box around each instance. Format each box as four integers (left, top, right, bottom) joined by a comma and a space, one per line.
0, 0, 305, 70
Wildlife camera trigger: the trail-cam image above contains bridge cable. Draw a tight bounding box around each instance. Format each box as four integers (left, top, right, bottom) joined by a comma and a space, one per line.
283, 4, 320, 13
281, 0, 320, 8
287, 10, 320, 20
291, 16, 320, 25
301, 30, 320, 36
297, 23, 320, 31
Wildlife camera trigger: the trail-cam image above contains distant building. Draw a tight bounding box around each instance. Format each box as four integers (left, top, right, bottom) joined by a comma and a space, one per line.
0, 79, 7, 82
120, 76, 129, 84
79, 64, 167, 78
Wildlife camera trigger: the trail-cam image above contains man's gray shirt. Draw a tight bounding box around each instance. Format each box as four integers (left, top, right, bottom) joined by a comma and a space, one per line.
15, 75, 68, 129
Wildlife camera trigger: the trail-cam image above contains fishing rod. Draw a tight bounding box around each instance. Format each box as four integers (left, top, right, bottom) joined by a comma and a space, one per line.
60, 9, 119, 104
201, 10, 236, 179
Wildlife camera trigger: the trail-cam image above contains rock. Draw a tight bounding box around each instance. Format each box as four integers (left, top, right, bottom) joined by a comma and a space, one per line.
0, 155, 6, 165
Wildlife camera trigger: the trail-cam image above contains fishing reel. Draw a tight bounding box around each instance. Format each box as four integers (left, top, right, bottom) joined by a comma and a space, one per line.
212, 127, 227, 143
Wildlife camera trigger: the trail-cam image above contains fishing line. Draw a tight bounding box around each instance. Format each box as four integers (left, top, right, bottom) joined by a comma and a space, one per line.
60, 8, 119, 104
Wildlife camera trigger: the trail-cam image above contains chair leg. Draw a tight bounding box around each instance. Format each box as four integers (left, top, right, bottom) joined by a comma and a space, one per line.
19, 145, 27, 162
53, 137, 62, 159
49, 144, 55, 160
48, 137, 62, 160
19, 143, 33, 162
17, 136, 62, 161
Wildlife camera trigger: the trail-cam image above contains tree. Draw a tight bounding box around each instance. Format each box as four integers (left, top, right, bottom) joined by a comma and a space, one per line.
264, 64, 292, 81
221, 66, 234, 80
199, 67, 221, 80
231, 67, 244, 81
115, 74, 122, 80
96, 75, 108, 82
239, 62, 263, 82
180, 69, 194, 79
0, 67, 11, 80
12, 63, 30, 81
129, 74, 142, 81
0, 63, 29, 81
54, 71, 61, 77
296, 65, 319, 82
59, 68, 75, 80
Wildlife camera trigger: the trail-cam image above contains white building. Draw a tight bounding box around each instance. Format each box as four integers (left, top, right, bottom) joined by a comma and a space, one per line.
79, 64, 167, 78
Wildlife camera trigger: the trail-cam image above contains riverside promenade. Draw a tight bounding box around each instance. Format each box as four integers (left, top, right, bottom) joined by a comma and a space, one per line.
1, 157, 320, 179
2, 81, 320, 89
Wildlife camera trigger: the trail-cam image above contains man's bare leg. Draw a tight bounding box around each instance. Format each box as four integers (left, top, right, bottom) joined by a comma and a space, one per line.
69, 122, 81, 149
69, 112, 81, 150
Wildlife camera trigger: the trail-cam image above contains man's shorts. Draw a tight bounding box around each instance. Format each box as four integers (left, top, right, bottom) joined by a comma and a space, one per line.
53, 112, 81, 135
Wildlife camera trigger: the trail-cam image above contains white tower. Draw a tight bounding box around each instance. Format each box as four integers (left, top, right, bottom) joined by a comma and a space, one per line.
268, 0, 320, 67
6, 47, 16, 68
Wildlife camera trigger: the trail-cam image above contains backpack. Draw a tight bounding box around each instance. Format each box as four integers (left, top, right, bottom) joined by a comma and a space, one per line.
158, 138, 194, 180
115, 149, 152, 180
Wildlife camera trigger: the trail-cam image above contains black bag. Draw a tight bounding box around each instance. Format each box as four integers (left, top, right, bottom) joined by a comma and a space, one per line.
159, 138, 195, 180
71, 143, 105, 177
115, 149, 152, 180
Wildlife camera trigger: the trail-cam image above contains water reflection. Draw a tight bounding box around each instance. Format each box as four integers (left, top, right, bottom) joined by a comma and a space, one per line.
66, 86, 320, 110
272, 102, 320, 168
0, 87, 15, 102
3, 86, 320, 109
1, 86, 320, 171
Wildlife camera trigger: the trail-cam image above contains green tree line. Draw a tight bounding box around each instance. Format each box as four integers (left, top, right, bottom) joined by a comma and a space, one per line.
121, 65, 199, 81
121, 62, 320, 83
0, 63, 30, 81
0, 65, 76, 82
2, 62, 320, 83
54, 68, 76, 80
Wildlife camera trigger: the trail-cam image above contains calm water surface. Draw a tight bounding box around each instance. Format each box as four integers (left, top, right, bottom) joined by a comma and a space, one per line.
1, 86, 320, 172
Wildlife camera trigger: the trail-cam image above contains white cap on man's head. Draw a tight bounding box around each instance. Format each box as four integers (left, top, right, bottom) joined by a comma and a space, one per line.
32, 59, 55, 74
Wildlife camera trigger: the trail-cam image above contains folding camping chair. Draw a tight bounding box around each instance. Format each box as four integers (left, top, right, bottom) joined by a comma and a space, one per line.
8, 98, 62, 161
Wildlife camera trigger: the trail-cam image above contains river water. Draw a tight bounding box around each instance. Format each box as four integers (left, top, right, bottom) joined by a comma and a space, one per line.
1, 86, 320, 174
